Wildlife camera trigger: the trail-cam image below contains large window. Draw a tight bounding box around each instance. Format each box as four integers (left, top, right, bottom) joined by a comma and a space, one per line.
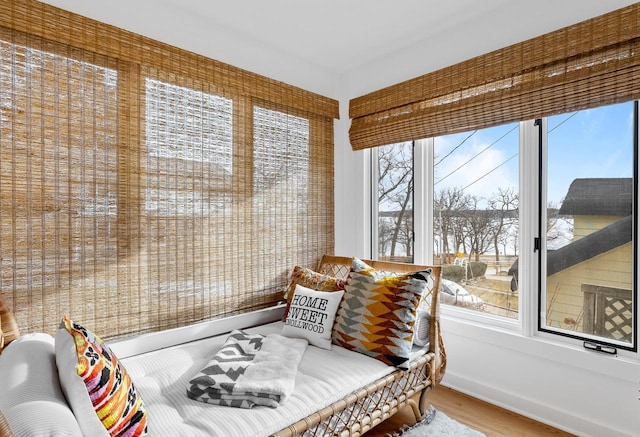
374, 124, 519, 318
373, 102, 637, 351
0, 2, 338, 339
433, 123, 519, 317
541, 102, 636, 350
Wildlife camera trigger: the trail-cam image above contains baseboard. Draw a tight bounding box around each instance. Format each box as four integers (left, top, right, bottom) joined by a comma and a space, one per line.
441, 371, 630, 437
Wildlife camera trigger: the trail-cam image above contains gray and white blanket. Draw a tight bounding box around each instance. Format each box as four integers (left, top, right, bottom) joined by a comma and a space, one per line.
186, 330, 308, 409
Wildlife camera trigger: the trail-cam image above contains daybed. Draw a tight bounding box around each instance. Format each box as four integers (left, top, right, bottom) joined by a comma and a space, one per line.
0, 255, 445, 437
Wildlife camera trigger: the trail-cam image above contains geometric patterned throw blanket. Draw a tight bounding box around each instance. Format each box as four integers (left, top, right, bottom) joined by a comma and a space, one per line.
186, 330, 308, 409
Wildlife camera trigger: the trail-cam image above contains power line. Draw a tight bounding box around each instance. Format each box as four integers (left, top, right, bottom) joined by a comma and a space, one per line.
434, 130, 477, 167
436, 112, 576, 192
435, 124, 518, 186
461, 152, 518, 192
548, 111, 578, 134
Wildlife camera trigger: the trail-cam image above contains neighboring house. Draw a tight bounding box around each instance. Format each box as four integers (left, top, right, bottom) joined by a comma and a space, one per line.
510, 178, 633, 341
548, 178, 633, 341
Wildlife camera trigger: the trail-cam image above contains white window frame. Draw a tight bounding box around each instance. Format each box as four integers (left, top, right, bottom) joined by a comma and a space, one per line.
535, 103, 638, 355
371, 113, 640, 360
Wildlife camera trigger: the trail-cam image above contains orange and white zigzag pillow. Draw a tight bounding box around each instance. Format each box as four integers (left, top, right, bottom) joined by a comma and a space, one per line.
56, 316, 148, 437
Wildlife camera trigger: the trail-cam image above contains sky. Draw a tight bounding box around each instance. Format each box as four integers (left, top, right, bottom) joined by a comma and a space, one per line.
547, 102, 634, 203
434, 122, 519, 203
433, 101, 635, 206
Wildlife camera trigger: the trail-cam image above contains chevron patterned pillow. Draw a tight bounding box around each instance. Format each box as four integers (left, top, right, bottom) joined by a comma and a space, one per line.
331, 258, 433, 368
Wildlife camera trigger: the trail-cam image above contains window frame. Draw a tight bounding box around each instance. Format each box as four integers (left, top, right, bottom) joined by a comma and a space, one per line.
536, 102, 639, 353
372, 133, 524, 332
371, 105, 640, 358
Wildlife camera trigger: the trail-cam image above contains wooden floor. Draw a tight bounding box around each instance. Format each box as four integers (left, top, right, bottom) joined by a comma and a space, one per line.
365, 385, 575, 436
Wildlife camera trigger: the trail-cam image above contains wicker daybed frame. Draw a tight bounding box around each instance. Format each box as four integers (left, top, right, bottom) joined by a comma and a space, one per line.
0, 255, 444, 437
272, 255, 446, 437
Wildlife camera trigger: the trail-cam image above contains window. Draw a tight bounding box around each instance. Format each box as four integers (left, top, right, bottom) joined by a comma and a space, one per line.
372, 102, 638, 350
0, 3, 338, 339
360, 4, 639, 354
373, 124, 520, 318
145, 78, 234, 216
433, 123, 519, 317
540, 102, 637, 350
143, 76, 236, 324
252, 105, 311, 265
374, 142, 414, 262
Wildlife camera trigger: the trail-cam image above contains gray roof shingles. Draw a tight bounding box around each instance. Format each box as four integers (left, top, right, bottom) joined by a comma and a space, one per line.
558, 178, 632, 216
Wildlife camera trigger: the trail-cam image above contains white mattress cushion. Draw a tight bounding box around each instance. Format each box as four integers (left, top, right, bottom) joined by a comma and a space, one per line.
121, 322, 396, 437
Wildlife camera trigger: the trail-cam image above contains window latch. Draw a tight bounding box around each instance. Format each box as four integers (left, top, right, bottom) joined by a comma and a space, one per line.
583, 341, 617, 355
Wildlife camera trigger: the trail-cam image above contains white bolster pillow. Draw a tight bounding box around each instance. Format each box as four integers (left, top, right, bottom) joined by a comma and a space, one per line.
0, 334, 82, 437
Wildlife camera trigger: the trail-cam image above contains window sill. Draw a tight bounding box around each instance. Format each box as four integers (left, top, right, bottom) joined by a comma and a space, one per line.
441, 304, 520, 332
440, 309, 639, 381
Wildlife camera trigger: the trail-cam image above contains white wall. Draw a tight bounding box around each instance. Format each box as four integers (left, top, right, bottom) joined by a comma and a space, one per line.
442, 318, 639, 437
333, 99, 371, 259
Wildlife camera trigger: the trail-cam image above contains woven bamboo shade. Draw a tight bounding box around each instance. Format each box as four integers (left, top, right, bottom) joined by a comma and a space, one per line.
0, 0, 338, 339
349, 3, 640, 150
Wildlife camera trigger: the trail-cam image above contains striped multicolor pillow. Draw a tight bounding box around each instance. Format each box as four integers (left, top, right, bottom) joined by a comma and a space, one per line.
332, 258, 433, 368
55, 316, 148, 437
